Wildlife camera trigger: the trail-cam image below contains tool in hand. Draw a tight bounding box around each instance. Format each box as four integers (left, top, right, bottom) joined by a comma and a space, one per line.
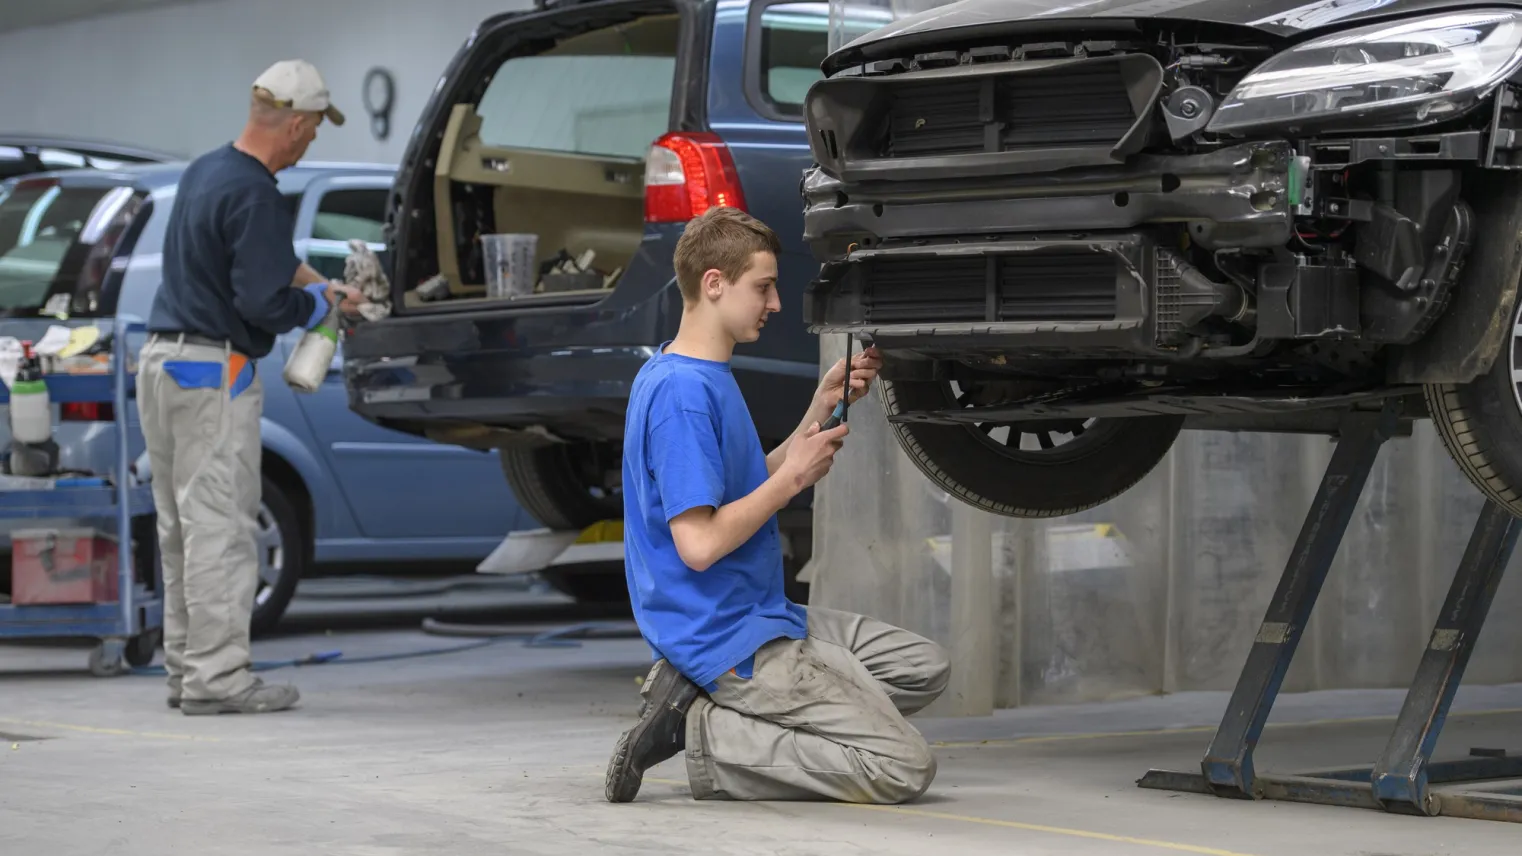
820, 333, 852, 430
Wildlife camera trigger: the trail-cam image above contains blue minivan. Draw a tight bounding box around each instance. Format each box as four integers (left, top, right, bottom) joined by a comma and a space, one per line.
0, 161, 530, 633
343, 0, 888, 603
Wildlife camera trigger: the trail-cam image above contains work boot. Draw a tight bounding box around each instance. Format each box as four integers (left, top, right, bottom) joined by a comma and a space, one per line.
605, 660, 699, 803
181, 679, 300, 716
167, 676, 182, 709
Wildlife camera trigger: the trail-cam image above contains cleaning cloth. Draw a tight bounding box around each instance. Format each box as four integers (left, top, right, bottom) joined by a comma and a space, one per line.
342, 239, 392, 322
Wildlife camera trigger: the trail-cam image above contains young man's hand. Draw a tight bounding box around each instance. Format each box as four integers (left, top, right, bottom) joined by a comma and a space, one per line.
817, 345, 883, 410
779, 421, 850, 491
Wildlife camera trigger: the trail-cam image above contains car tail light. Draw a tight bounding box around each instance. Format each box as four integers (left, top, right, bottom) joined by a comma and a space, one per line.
60, 402, 114, 422
644, 132, 748, 223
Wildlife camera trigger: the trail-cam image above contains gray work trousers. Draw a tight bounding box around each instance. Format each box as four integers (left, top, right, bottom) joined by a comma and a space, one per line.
137, 335, 263, 701
684, 606, 950, 804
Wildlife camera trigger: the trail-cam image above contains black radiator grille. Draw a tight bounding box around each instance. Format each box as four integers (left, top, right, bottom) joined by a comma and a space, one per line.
862, 254, 1118, 324
883, 62, 1138, 159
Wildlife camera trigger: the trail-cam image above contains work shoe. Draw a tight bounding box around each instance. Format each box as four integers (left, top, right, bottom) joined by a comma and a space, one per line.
605, 659, 699, 803
167, 676, 181, 709
181, 679, 300, 716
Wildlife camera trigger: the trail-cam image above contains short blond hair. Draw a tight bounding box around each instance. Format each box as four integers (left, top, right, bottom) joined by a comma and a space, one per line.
673, 207, 781, 304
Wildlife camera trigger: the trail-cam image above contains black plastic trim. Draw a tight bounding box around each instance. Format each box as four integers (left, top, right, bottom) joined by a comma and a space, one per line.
804, 52, 1164, 183
889, 385, 1418, 423
803, 141, 1293, 259
804, 234, 1162, 355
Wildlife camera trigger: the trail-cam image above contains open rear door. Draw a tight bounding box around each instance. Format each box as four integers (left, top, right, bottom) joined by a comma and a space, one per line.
286, 174, 526, 547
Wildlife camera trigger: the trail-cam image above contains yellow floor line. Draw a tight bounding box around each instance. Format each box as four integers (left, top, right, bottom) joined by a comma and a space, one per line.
847, 804, 1259, 856
0, 717, 219, 743
932, 707, 1522, 749
638, 775, 1255, 856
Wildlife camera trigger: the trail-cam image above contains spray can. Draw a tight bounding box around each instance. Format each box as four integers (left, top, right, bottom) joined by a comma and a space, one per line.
282, 300, 340, 394
10, 341, 51, 444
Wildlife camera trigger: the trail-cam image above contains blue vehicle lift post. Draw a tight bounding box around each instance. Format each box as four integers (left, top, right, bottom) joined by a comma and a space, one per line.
1138, 398, 1522, 822
0, 317, 162, 676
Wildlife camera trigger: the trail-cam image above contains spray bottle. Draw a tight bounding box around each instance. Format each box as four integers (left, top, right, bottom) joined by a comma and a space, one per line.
282, 297, 341, 394
9, 341, 58, 476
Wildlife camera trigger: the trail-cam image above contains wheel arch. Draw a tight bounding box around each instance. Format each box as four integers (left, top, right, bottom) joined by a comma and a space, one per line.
258, 417, 332, 555
260, 449, 313, 560
1391, 169, 1522, 385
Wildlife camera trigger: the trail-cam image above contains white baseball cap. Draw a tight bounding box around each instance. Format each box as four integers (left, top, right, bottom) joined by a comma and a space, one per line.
252, 59, 346, 126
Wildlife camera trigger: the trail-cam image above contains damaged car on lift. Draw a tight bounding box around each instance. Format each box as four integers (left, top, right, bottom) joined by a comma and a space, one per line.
800, 0, 1522, 517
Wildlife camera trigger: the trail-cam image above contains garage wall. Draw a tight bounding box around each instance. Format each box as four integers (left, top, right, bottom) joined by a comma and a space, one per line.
0, 0, 535, 165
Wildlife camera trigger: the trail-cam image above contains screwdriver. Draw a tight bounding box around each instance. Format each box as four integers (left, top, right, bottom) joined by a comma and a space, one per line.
820, 333, 852, 431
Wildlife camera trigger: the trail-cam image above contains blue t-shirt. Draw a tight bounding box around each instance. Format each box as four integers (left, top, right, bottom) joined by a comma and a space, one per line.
622, 344, 807, 689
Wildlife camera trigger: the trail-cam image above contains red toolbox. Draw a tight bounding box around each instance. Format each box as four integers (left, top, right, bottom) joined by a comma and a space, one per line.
11, 527, 119, 605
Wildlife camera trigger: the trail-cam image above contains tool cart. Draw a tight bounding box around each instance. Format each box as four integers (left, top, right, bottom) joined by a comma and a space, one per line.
0, 316, 161, 676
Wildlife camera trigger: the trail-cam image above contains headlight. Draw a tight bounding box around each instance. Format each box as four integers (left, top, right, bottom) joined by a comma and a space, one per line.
1207, 10, 1522, 135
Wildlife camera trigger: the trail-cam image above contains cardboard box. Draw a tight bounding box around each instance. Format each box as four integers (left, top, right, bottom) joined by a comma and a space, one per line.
11, 528, 119, 605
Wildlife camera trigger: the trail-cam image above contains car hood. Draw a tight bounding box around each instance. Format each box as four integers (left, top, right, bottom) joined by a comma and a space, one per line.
824, 0, 1522, 73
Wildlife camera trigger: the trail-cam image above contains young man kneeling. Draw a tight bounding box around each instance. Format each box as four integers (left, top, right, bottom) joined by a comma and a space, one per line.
604, 207, 950, 804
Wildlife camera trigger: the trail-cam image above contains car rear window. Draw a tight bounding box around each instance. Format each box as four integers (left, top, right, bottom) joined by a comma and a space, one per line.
0, 179, 143, 317
474, 21, 678, 160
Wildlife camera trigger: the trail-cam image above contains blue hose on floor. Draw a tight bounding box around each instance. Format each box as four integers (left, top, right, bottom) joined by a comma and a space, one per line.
127, 620, 638, 676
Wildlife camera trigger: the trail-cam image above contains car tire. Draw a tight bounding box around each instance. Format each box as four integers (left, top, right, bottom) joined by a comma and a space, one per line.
880, 378, 1185, 518
1425, 290, 1522, 516
500, 444, 622, 531
251, 475, 305, 637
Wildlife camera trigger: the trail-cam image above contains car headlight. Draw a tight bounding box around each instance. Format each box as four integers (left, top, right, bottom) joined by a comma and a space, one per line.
1207, 10, 1522, 135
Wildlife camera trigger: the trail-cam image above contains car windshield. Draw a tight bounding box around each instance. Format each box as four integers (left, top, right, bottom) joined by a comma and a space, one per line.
0, 179, 142, 317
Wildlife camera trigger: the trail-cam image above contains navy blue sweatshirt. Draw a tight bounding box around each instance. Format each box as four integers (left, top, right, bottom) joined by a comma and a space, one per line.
147, 144, 317, 358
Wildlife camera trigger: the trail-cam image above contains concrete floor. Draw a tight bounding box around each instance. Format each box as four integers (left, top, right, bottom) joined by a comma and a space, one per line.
2, 580, 1521, 856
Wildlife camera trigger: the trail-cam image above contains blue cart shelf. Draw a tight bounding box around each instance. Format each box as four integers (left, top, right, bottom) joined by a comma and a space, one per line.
0, 317, 162, 676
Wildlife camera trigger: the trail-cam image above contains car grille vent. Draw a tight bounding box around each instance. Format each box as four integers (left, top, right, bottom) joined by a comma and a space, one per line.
1154, 249, 1182, 343
883, 61, 1138, 159
863, 253, 1118, 324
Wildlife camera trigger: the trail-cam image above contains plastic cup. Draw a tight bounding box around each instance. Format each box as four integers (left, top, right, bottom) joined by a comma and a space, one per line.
481, 233, 538, 299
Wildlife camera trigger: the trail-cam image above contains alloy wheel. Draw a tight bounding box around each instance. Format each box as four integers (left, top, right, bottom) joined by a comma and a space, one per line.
253, 501, 285, 608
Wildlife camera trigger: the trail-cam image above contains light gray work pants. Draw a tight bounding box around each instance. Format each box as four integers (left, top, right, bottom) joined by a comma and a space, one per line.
684, 606, 950, 804
137, 335, 263, 701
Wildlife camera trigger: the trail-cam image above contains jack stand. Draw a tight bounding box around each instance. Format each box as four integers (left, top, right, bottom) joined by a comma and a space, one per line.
1138, 399, 1522, 822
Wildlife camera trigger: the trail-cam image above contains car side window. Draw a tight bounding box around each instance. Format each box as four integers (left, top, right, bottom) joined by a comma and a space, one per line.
305, 188, 388, 281
754, 2, 831, 118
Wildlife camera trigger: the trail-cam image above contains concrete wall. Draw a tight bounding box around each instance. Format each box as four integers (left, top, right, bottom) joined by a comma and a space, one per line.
0, 0, 535, 165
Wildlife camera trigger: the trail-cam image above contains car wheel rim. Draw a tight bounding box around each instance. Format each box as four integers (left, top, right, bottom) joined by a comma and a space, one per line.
574, 443, 623, 506
948, 381, 1127, 464
254, 502, 284, 608
1510, 297, 1522, 417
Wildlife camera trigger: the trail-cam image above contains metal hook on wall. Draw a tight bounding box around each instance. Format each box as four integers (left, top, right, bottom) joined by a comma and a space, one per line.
362, 67, 396, 141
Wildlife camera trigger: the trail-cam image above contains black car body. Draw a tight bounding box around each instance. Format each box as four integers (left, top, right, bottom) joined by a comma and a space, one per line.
801, 0, 1522, 518
342, 0, 851, 599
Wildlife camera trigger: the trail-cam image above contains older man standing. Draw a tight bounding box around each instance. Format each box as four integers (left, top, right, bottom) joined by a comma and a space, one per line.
139, 60, 362, 715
